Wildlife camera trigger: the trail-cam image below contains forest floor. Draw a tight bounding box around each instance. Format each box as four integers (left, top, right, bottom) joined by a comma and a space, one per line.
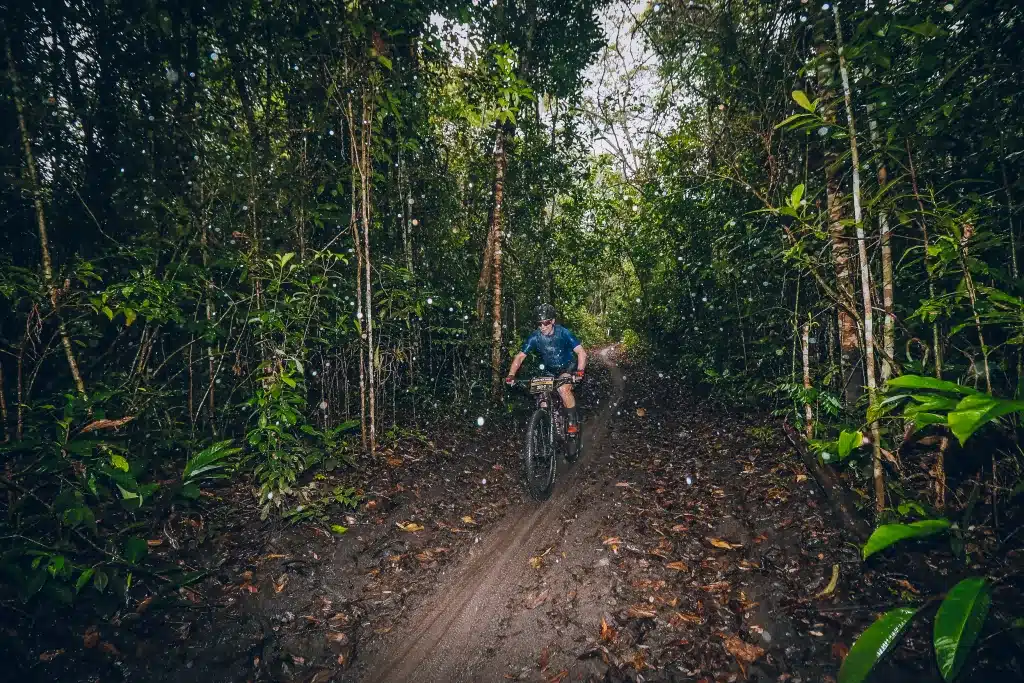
20, 348, 993, 683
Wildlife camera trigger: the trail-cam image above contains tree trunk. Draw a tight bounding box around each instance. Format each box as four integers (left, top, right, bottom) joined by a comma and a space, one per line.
802, 318, 814, 440
906, 142, 944, 379
0, 360, 8, 443
868, 114, 896, 382
347, 93, 368, 450
834, 4, 884, 514
360, 91, 377, 454
490, 129, 509, 399
813, 19, 861, 406
8, 39, 87, 398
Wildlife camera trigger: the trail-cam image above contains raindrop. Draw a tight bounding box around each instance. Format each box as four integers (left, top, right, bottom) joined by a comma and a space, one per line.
799, 15, 808, 22
427, 297, 433, 304
822, 2, 830, 9
943, 2, 953, 10
476, 416, 485, 426
319, 401, 328, 410
817, 126, 829, 137
210, 52, 219, 61
328, 129, 334, 136
481, 478, 487, 485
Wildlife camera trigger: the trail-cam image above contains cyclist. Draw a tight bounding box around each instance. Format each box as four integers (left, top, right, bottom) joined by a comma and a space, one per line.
505, 303, 587, 435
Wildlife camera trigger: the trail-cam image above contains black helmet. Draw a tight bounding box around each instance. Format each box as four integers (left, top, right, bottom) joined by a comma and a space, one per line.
535, 303, 556, 322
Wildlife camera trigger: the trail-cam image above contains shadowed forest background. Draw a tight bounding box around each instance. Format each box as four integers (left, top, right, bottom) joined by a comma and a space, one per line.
2, 0, 1023, 681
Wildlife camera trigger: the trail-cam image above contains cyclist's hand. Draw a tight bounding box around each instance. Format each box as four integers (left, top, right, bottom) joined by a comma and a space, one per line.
505, 375, 516, 386
573, 370, 585, 383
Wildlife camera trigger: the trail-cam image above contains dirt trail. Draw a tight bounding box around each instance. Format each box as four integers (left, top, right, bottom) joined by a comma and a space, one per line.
362, 348, 625, 683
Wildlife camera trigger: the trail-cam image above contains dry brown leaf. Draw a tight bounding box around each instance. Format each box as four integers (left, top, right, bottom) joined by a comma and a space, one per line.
665, 561, 689, 571
529, 556, 543, 569
146, 539, 163, 547
538, 646, 550, 671
274, 574, 289, 593
669, 611, 703, 626
832, 642, 850, 661
701, 581, 731, 593
631, 650, 647, 670
83, 627, 99, 649
396, 521, 424, 532
600, 615, 616, 642
636, 408, 646, 417
38, 649, 64, 662
135, 595, 153, 614
461, 516, 476, 524
79, 416, 135, 433
796, 473, 808, 483
670, 524, 688, 533
386, 457, 403, 467
614, 482, 631, 487
723, 634, 764, 664
547, 670, 569, 683
627, 605, 657, 619
892, 578, 919, 594
708, 537, 741, 550
326, 631, 349, 645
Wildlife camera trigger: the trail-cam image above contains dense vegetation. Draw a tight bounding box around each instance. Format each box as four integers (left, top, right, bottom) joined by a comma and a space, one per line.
2, 0, 1022, 680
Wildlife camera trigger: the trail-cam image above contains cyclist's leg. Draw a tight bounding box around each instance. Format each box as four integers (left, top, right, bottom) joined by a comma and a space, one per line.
555, 370, 578, 434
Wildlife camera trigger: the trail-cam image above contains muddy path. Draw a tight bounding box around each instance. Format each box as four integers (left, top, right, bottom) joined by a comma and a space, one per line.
360, 348, 626, 683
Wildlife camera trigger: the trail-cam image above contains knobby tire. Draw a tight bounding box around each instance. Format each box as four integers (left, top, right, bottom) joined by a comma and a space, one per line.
524, 408, 555, 501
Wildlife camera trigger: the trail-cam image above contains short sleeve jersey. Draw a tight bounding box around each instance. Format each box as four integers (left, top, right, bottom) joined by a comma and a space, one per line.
521, 325, 581, 370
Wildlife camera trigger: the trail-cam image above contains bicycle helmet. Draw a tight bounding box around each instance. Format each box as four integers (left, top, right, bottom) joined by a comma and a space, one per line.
535, 303, 556, 322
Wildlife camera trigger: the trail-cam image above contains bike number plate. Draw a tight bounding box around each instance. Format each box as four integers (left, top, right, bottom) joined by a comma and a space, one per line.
529, 377, 554, 394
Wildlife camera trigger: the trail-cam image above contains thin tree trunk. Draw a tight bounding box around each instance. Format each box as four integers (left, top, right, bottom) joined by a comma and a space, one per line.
868, 114, 896, 382
361, 93, 377, 454
958, 225, 993, 393
906, 142, 943, 379
813, 19, 861, 406
0, 360, 8, 442
802, 318, 814, 440
834, 3, 884, 514
8, 39, 87, 398
200, 225, 216, 431
347, 93, 368, 450
476, 213, 498, 319
490, 129, 509, 398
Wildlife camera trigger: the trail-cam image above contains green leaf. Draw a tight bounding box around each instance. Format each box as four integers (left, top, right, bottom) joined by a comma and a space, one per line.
123, 537, 149, 564
124, 308, 137, 326
863, 519, 951, 559
774, 112, 813, 129
885, 375, 980, 396
789, 184, 805, 208
838, 430, 863, 459
839, 607, 919, 683
102, 305, 114, 321
93, 569, 109, 592
934, 577, 991, 682
331, 524, 348, 535
376, 54, 393, 70
110, 454, 130, 472
947, 394, 1024, 445
75, 568, 95, 592
791, 89, 815, 112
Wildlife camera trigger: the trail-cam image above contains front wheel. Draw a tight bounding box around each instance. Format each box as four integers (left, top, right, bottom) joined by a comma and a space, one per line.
523, 408, 555, 501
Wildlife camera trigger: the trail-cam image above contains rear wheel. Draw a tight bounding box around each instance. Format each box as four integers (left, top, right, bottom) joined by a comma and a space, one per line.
523, 408, 555, 500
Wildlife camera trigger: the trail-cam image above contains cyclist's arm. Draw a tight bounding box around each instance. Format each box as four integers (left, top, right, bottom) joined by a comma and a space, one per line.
507, 351, 528, 378
573, 345, 587, 372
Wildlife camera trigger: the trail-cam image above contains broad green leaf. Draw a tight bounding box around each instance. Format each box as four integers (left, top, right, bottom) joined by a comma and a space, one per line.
791, 89, 815, 112
93, 569, 109, 592
116, 484, 139, 500
839, 607, 919, 683
102, 305, 114, 320
774, 112, 813, 129
862, 519, 951, 559
838, 430, 863, 459
947, 394, 1024, 445
123, 537, 149, 564
885, 375, 979, 396
790, 184, 805, 208
110, 454, 130, 472
124, 308, 137, 326
331, 524, 348, 535
934, 577, 991, 681
75, 567, 95, 592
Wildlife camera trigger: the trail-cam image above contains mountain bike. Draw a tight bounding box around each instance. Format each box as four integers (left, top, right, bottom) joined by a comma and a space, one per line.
509, 374, 583, 501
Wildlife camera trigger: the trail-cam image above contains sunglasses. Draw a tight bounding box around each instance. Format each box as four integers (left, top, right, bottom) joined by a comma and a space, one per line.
539, 319, 554, 326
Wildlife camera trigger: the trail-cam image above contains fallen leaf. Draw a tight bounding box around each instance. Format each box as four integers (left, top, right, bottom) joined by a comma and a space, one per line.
99, 641, 121, 657
83, 627, 100, 649
627, 605, 657, 619
615, 482, 631, 487
670, 524, 688, 533
723, 634, 764, 664
813, 564, 839, 598
326, 631, 349, 645
146, 539, 163, 547
529, 556, 543, 569
386, 457, 403, 467
547, 670, 569, 683
135, 595, 153, 614
701, 581, 731, 593
631, 650, 647, 670
892, 578, 920, 594
275, 574, 289, 593
669, 612, 703, 626
539, 646, 550, 670
708, 537, 741, 550
462, 516, 476, 524
666, 561, 689, 571
602, 536, 621, 553
809, 630, 825, 637
636, 408, 646, 417
38, 649, 64, 662
80, 416, 135, 433
396, 521, 424, 532
796, 473, 808, 483
600, 615, 616, 642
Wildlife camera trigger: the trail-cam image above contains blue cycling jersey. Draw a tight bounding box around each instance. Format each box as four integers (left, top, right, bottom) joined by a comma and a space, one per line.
521, 325, 581, 370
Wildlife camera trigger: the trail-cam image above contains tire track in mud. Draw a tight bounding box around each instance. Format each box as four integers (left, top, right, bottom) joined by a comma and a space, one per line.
363, 349, 625, 683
